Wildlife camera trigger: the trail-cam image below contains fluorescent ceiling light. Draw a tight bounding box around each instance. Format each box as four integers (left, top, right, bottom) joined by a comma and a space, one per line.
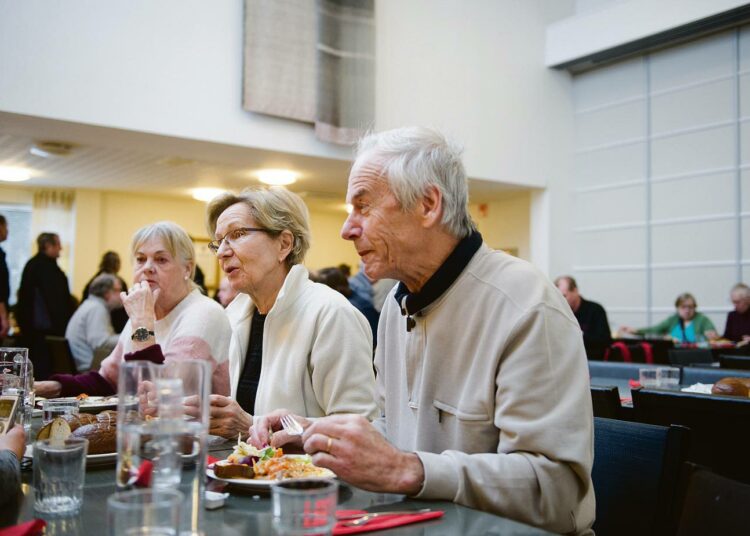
0, 166, 32, 182
191, 188, 225, 202
257, 169, 298, 186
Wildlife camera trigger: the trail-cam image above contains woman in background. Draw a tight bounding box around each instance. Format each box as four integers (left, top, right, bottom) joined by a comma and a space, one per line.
621, 292, 718, 343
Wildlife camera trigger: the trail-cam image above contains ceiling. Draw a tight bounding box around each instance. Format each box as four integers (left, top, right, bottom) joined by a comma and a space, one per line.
0, 112, 529, 210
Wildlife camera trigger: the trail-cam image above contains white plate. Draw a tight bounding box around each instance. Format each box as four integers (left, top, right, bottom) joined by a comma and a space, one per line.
36, 396, 118, 413
207, 457, 335, 489
23, 444, 116, 466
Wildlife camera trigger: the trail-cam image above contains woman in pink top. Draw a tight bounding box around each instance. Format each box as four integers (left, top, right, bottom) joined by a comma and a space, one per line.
35, 221, 231, 397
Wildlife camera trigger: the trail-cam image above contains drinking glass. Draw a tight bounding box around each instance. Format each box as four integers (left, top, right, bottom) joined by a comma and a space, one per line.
638, 368, 658, 388
107, 489, 183, 536
657, 367, 680, 388
272, 479, 339, 536
1, 348, 34, 434
34, 437, 88, 515
42, 398, 80, 424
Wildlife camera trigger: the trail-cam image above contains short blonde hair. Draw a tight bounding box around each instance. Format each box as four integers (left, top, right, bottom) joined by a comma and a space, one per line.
675, 292, 697, 308
131, 221, 197, 281
206, 187, 311, 266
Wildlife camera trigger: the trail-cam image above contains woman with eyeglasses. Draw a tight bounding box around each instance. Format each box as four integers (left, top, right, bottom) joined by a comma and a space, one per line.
620, 292, 718, 343
204, 187, 377, 440
34, 221, 231, 398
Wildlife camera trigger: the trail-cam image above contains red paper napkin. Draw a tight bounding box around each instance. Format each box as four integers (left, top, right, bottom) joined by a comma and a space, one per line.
0, 519, 46, 536
628, 379, 641, 389
333, 509, 444, 535
207, 455, 220, 466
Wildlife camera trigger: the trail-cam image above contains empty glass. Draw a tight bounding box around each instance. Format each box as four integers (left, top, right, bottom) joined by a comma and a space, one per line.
272, 479, 339, 536
107, 489, 183, 536
657, 367, 680, 388
34, 437, 88, 515
0, 348, 33, 434
639, 368, 659, 388
42, 398, 80, 424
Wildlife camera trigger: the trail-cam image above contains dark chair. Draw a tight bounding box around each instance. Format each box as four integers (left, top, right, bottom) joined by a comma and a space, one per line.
592, 417, 689, 536
632, 388, 750, 483
668, 349, 713, 366
589, 360, 657, 380
719, 354, 750, 370
44, 335, 77, 374
675, 463, 750, 536
591, 386, 621, 419
681, 366, 750, 385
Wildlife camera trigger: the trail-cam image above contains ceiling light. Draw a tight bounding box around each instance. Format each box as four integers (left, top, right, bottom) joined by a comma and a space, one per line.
257, 169, 298, 186
191, 188, 225, 202
0, 166, 32, 182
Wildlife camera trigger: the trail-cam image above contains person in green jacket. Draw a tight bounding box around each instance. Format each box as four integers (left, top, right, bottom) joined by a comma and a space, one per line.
622, 292, 718, 343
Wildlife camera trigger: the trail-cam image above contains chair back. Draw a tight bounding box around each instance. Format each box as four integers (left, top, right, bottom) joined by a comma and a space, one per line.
592, 417, 689, 536
681, 366, 750, 385
589, 360, 658, 380
632, 388, 750, 483
719, 354, 750, 370
668, 349, 713, 366
591, 386, 621, 419
44, 335, 77, 374
676, 463, 750, 536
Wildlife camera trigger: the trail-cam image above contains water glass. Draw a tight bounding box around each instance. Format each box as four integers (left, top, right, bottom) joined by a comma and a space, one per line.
272, 479, 339, 536
34, 438, 88, 515
0, 348, 33, 432
107, 489, 182, 536
43, 398, 80, 424
639, 368, 659, 388
657, 367, 680, 388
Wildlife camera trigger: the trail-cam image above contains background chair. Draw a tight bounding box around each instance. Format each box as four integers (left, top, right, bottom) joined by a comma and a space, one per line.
592, 417, 689, 536
675, 463, 750, 536
667, 349, 713, 366
681, 366, 750, 385
719, 354, 750, 370
44, 335, 77, 375
632, 388, 750, 483
591, 385, 621, 419
589, 360, 658, 380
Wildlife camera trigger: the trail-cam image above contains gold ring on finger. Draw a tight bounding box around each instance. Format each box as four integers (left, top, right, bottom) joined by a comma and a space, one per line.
326, 436, 333, 453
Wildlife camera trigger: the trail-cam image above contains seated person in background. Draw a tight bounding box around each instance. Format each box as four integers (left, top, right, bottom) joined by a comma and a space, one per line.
349, 262, 397, 313
214, 276, 239, 308
34, 221, 231, 398
555, 275, 612, 360
82, 251, 129, 333
203, 187, 377, 440
0, 424, 25, 527
251, 127, 594, 535
724, 283, 750, 344
621, 292, 718, 343
65, 274, 122, 371
314, 266, 379, 342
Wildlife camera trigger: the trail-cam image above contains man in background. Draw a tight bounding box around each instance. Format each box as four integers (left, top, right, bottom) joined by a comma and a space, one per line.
555, 275, 612, 360
0, 216, 9, 338
16, 232, 75, 379
724, 283, 750, 345
65, 274, 122, 371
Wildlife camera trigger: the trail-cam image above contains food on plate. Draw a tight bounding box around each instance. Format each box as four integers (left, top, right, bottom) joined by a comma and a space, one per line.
711, 377, 750, 397
76, 393, 90, 401
213, 437, 332, 481
36, 411, 118, 454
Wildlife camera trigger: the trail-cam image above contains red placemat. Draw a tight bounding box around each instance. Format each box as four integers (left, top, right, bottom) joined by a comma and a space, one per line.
0, 519, 46, 536
333, 509, 444, 534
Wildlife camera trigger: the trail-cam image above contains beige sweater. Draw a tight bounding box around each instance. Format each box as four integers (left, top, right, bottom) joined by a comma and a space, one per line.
373, 246, 595, 535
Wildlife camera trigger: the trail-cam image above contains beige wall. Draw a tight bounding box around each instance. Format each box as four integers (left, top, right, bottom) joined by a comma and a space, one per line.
469, 191, 532, 260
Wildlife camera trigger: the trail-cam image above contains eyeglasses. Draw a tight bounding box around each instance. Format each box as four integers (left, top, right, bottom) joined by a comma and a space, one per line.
208, 227, 269, 254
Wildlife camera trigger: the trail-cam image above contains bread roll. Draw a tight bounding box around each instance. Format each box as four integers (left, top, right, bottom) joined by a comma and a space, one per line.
711, 377, 750, 397
71, 423, 117, 454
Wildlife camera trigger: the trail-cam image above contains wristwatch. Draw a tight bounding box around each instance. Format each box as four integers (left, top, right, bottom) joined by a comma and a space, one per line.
131, 327, 155, 342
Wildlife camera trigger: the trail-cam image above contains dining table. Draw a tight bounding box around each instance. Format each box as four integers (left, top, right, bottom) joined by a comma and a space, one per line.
16, 436, 557, 535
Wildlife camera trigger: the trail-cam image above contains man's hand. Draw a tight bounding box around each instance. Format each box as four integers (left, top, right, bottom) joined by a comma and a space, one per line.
249, 409, 309, 451
34, 381, 62, 398
0, 425, 26, 460
302, 414, 424, 495
206, 395, 252, 440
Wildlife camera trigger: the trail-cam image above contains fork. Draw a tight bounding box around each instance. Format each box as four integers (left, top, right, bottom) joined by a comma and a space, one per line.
340, 508, 433, 526
280, 414, 304, 436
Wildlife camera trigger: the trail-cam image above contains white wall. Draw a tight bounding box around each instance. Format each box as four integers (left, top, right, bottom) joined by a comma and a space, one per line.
0, 0, 349, 161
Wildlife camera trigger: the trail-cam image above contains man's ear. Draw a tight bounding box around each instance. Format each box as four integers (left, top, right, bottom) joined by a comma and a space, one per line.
419, 185, 443, 228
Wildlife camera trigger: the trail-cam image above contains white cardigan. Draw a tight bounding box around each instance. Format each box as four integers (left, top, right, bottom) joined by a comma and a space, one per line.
225, 264, 378, 419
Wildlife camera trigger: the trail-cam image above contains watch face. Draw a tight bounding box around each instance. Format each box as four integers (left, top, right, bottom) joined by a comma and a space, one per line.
132, 328, 152, 341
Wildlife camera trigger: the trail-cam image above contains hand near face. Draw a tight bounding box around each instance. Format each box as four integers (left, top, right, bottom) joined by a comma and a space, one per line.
248, 409, 308, 452
301, 414, 424, 495
0, 424, 26, 460
206, 395, 252, 440
120, 281, 159, 329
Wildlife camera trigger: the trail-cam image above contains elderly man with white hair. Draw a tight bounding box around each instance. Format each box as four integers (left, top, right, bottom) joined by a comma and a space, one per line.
724, 283, 750, 344
251, 127, 595, 535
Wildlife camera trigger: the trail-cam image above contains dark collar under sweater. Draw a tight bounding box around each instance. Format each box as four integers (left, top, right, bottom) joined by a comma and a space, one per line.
394, 230, 483, 320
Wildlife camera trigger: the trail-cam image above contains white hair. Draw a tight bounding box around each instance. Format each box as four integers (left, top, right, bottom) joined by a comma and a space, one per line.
731, 283, 750, 299
355, 127, 475, 238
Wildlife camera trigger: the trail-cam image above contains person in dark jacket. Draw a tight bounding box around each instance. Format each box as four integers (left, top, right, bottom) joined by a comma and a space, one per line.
556, 275, 612, 360
16, 233, 75, 379
0, 215, 10, 338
